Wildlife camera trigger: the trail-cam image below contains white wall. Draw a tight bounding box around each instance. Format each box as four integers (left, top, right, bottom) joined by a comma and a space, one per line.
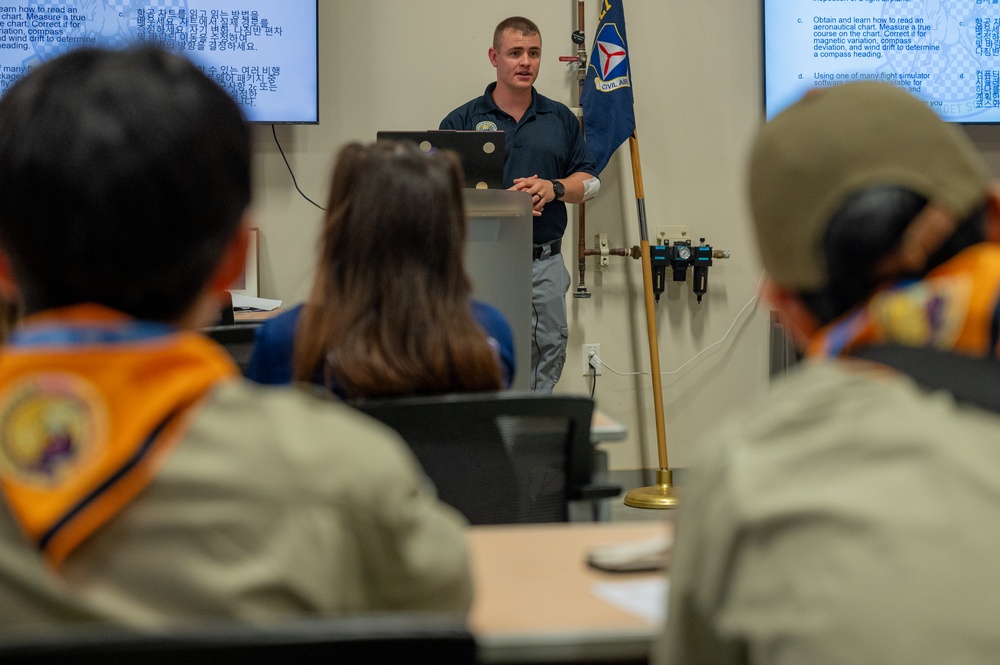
250, 1, 772, 470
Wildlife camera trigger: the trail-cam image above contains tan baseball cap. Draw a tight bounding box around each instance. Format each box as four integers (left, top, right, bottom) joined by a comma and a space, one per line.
748, 81, 991, 291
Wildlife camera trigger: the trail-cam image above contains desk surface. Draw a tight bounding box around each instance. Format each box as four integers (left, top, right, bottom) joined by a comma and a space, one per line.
468, 521, 670, 663
591, 410, 628, 444
233, 308, 283, 323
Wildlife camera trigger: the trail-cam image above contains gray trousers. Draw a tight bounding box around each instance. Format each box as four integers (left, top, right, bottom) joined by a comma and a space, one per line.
531, 248, 570, 392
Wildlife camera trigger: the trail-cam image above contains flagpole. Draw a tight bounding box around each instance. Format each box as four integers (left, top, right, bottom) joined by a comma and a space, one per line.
579, 1, 675, 507
622, 130, 678, 509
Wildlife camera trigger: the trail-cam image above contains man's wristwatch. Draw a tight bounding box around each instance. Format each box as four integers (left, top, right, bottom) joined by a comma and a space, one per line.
550, 179, 566, 201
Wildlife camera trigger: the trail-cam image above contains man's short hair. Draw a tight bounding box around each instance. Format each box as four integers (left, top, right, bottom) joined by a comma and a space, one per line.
748, 82, 990, 292
0, 46, 252, 321
493, 16, 541, 51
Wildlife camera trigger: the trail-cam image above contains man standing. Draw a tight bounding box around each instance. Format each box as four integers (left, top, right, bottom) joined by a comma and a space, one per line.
656, 82, 1000, 664
441, 16, 600, 393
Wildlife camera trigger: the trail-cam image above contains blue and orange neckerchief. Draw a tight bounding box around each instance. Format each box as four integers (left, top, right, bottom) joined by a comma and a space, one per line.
0, 304, 238, 568
808, 243, 1000, 360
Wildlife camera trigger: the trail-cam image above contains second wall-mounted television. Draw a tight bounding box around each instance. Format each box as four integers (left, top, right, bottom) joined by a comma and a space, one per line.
0, 0, 318, 124
765, 1, 1000, 124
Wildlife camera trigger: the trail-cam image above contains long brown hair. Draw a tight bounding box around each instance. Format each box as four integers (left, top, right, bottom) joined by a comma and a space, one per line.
292, 141, 503, 398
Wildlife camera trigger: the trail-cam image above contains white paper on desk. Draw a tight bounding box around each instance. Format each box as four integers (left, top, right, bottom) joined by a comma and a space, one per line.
592, 578, 669, 625
230, 293, 282, 311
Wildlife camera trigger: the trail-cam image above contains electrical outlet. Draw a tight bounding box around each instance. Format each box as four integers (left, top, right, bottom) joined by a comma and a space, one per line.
582, 343, 602, 376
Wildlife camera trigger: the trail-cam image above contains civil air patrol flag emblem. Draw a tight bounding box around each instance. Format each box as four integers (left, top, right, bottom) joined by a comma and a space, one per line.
581, 0, 636, 174
594, 24, 629, 90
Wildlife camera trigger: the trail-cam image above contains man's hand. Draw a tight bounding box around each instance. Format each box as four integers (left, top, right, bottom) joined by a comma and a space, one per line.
510, 172, 594, 215
510, 174, 553, 217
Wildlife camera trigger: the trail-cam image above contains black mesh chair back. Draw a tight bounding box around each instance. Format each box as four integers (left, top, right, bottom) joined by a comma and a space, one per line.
0, 614, 475, 665
353, 391, 616, 523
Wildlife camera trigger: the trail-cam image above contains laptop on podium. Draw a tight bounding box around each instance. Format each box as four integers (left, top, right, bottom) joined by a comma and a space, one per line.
376, 130, 505, 190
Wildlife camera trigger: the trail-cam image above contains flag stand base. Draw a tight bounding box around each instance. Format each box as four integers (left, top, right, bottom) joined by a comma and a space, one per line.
623, 468, 679, 510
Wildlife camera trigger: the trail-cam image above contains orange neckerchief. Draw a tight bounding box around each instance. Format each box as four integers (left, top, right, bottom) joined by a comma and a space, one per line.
0, 304, 238, 567
809, 243, 1000, 360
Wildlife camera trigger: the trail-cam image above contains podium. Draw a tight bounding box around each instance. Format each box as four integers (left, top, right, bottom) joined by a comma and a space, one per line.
464, 189, 532, 391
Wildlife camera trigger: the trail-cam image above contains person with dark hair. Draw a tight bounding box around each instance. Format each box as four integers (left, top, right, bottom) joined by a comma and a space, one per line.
0, 46, 471, 626
441, 16, 599, 393
246, 140, 514, 397
656, 82, 1000, 664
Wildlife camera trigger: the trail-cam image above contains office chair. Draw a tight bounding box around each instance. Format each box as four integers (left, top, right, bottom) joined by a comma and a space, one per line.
352, 391, 620, 524
0, 614, 476, 665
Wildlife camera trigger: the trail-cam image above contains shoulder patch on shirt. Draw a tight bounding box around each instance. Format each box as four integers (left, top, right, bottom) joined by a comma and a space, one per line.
0, 374, 106, 487
476, 121, 499, 131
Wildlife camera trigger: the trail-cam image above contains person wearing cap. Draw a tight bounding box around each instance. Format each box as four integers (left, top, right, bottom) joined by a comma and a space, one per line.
654, 81, 1000, 665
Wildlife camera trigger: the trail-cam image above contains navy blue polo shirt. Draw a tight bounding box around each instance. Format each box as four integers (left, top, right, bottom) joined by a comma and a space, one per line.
440, 83, 598, 245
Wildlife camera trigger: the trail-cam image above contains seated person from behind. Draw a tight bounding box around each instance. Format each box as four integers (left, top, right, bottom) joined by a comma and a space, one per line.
247, 140, 514, 397
657, 82, 1000, 664
0, 46, 471, 627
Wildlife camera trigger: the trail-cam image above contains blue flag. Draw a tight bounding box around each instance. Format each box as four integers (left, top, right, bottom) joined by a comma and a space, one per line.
581, 0, 635, 175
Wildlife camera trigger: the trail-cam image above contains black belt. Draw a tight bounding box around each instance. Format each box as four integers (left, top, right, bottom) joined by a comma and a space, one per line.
533, 240, 561, 260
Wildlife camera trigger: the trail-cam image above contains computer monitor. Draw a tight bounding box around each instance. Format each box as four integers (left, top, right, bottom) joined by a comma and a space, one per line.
0, 2, 319, 124
376, 130, 505, 190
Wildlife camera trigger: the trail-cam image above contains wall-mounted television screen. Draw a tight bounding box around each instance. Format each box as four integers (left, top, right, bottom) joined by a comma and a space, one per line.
0, 1, 318, 124
764, 1, 1000, 124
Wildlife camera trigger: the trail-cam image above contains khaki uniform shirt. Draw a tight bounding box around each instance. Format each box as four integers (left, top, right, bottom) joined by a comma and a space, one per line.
656, 359, 1000, 665
0, 380, 472, 629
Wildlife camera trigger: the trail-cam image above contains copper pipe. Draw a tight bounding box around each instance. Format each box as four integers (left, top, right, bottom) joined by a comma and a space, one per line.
583, 247, 638, 258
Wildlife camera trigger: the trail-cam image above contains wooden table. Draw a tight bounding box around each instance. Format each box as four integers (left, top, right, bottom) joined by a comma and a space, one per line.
233, 308, 283, 323
468, 521, 670, 663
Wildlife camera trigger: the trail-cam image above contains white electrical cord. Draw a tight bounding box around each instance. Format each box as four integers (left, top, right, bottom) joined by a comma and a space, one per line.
591, 272, 766, 378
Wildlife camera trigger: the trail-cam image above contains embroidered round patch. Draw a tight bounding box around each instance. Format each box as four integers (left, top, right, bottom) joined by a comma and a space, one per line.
0, 374, 106, 487
475, 121, 499, 131
871, 275, 971, 349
